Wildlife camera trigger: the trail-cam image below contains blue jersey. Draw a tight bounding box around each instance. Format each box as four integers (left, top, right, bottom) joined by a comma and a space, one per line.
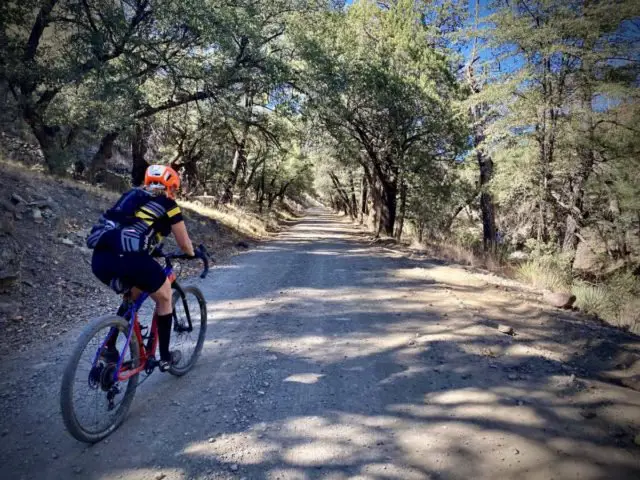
87, 189, 183, 253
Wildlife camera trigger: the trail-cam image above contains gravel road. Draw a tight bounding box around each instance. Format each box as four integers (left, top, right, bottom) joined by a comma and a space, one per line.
1, 209, 639, 480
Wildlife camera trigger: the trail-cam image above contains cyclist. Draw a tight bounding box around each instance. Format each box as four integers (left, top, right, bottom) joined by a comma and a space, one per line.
87, 165, 195, 371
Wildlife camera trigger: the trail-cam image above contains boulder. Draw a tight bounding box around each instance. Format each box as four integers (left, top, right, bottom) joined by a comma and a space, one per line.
543, 291, 576, 309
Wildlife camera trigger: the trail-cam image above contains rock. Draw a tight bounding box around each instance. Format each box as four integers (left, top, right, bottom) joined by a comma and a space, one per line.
498, 324, 514, 335
154, 474, 166, 480
542, 291, 576, 309
32, 208, 43, 223
257, 390, 265, 396
28, 200, 53, 210
230, 464, 239, 472
60, 238, 74, 246
11, 193, 27, 205
236, 241, 250, 249
513, 448, 520, 455
208, 437, 216, 443
580, 410, 597, 419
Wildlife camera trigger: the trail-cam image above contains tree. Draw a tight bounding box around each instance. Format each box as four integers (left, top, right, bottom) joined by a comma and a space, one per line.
468, 0, 639, 267
297, 0, 465, 235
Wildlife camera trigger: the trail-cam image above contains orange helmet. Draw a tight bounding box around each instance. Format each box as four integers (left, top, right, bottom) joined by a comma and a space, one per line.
144, 165, 180, 199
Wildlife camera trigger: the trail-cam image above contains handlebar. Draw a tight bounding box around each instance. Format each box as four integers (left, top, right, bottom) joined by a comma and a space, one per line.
152, 244, 211, 279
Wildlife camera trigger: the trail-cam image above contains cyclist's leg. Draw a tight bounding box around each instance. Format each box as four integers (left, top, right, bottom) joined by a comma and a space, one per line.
118, 255, 176, 366
150, 278, 174, 363
91, 250, 126, 354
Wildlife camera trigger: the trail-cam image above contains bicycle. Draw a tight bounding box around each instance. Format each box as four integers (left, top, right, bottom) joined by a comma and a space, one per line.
60, 245, 210, 443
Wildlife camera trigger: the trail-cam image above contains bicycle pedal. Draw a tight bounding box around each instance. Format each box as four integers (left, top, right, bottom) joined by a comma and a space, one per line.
145, 358, 159, 374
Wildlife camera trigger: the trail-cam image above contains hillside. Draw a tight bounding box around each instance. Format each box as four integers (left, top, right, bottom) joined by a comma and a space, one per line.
0, 161, 263, 356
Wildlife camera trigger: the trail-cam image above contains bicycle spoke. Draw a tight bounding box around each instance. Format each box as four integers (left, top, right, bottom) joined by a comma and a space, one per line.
68, 324, 135, 435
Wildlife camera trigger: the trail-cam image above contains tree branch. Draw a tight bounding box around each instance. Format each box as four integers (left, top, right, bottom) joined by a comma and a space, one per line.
23, 0, 58, 63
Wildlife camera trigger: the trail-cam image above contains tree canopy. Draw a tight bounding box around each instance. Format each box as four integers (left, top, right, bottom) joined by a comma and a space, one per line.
1, 0, 639, 276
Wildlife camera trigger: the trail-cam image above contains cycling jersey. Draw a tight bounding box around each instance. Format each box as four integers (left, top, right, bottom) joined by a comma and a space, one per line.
87, 188, 183, 253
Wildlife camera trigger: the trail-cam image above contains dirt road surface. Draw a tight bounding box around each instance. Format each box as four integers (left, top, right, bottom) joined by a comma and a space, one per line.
1, 210, 640, 480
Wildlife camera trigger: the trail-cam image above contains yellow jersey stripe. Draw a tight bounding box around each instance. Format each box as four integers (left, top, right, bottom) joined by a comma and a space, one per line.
139, 206, 159, 218
167, 207, 181, 218
134, 211, 154, 224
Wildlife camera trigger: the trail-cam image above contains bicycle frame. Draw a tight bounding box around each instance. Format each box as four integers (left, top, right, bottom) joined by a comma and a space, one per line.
91, 266, 177, 383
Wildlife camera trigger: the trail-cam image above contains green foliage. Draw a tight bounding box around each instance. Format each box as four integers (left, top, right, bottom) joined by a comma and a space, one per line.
1, 0, 638, 295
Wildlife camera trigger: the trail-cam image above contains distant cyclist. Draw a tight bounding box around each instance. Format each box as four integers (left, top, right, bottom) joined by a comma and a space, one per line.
87, 165, 195, 371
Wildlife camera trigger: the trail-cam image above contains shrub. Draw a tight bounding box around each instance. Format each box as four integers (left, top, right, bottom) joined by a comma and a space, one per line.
516, 257, 572, 291
573, 271, 640, 333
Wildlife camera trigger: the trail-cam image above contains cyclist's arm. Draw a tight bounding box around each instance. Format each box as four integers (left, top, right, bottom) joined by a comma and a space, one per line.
172, 221, 195, 257
166, 203, 195, 257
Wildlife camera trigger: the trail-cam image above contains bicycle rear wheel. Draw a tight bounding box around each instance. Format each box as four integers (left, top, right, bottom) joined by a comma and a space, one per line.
169, 285, 207, 376
60, 315, 140, 443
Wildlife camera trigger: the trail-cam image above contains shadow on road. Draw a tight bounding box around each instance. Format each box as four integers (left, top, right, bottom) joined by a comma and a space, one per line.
4, 211, 640, 480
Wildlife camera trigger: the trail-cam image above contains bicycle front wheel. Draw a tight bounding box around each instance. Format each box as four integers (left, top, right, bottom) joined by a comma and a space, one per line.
169, 285, 207, 376
60, 315, 140, 443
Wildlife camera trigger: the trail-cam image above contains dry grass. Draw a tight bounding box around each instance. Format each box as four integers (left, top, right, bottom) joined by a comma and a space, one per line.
573, 281, 640, 333
409, 238, 509, 275
515, 260, 572, 292
1, 157, 119, 201
180, 200, 278, 239
1, 157, 282, 241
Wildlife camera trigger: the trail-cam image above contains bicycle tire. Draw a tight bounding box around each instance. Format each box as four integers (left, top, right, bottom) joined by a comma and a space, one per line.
169, 285, 207, 376
60, 315, 140, 443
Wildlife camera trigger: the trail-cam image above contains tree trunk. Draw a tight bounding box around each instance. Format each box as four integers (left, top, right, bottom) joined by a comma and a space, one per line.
131, 120, 151, 186
88, 131, 119, 182
329, 172, 356, 219
467, 17, 497, 253
349, 172, 358, 220
23, 109, 76, 175
395, 180, 407, 241
476, 125, 496, 251
379, 178, 397, 237
258, 163, 267, 213
360, 174, 369, 224
562, 78, 595, 259
416, 220, 425, 243
219, 136, 248, 204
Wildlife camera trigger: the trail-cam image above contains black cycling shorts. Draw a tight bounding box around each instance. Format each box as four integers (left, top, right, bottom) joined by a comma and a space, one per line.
92, 250, 167, 294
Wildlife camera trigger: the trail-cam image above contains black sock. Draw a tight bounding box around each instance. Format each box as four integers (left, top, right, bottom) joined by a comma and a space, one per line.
157, 312, 173, 361
106, 329, 118, 350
